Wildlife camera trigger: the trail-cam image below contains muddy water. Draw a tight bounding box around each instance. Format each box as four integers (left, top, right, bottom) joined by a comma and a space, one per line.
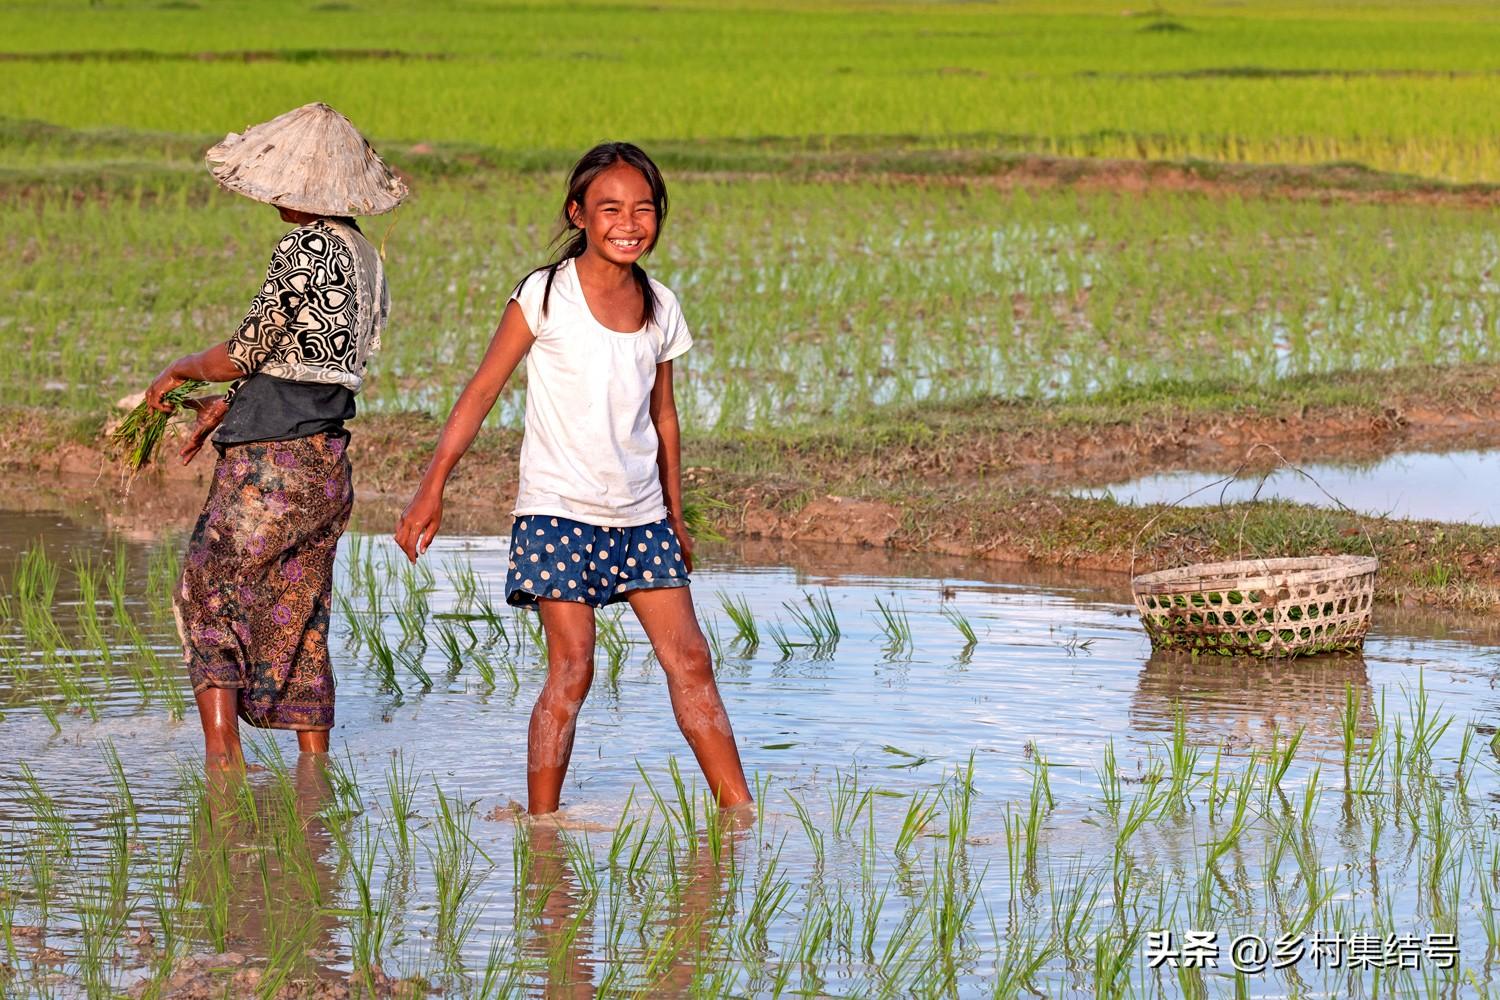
1080, 447, 1500, 526
1, 510, 1499, 996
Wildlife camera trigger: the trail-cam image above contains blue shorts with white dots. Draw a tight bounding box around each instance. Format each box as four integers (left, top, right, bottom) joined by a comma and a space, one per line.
506, 514, 690, 609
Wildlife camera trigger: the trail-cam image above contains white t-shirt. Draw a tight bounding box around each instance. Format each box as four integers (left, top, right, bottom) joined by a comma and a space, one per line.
508, 257, 693, 527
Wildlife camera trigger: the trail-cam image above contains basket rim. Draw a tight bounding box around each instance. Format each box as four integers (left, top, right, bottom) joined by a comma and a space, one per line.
1131, 555, 1379, 596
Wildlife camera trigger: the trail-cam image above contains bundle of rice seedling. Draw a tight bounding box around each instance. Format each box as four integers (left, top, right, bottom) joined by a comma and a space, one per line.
681, 489, 732, 543
109, 381, 208, 471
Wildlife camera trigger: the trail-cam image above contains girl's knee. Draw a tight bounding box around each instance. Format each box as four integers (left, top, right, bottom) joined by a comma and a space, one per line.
661, 641, 715, 687
544, 654, 595, 703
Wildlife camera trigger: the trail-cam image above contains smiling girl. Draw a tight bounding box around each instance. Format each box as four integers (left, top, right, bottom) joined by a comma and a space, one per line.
395, 143, 752, 816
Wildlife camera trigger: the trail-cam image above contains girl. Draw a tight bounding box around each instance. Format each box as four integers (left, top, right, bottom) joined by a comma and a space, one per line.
395, 143, 752, 815
146, 102, 403, 769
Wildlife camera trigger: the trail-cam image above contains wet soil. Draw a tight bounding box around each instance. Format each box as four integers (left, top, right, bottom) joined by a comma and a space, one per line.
4, 363, 1497, 611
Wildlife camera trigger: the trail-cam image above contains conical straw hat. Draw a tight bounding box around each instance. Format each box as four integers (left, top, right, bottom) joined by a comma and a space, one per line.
206, 102, 407, 216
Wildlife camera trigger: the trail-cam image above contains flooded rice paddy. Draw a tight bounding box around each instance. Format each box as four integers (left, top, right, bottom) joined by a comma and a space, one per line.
1080, 448, 1500, 528
2, 509, 1500, 997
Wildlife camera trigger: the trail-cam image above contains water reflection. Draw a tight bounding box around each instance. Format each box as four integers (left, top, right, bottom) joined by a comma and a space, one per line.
185, 754, 342, 986
1131, 650, 1372, 755
520, 822, 738, 997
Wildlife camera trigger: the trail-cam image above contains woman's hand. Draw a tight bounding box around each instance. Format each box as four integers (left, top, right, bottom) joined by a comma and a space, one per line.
179, 396, 229, 465
669, 514, 695, 575
396, 485, 444, 563
144, 363, 188, 414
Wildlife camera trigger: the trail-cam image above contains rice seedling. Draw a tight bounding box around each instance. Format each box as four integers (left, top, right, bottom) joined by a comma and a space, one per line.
105, 379, 207, 473
442, 554, 481, 612
428, 782, 492, 955
872, 594, 912, 655
894, 789, 936, 858
384, 750, 419, 857
1161, 707, 1201, 815
366, 625, 403, 696
1402, 671, 1452, 777
1096, 737, 1124, 816
702, 615, 725, 668
782, 588, 840, 656
327, 817, 399, 992
70, 554, 114, 677
718, 591, 759, 652
940, 603, 978, 653
145, 540, 182, 621
598, 607, 630, 685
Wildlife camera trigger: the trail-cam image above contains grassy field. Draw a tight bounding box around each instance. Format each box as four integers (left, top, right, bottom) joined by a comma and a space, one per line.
5, 0, 1500, 434
6, 1, 1500, 180
6, 167, 1500, 432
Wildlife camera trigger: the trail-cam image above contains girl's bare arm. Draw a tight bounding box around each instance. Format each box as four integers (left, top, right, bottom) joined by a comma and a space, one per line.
649, 360, 694, 573
396, 301, 536, 561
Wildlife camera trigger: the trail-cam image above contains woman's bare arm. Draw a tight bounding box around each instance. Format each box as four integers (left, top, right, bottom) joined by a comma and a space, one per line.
144, 342, 246, 412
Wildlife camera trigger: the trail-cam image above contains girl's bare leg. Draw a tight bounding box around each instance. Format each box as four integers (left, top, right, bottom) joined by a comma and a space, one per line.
626, 587, 752, 809
528, 600, 598, 815
298, 731, 330, 754
195, 687, 245, 771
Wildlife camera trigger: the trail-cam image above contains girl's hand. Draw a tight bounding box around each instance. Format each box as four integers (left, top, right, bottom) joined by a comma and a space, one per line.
670, 514, 695, 575
396, 487, 444, 563
179, 396, 229, 465
145, 364, 188, 414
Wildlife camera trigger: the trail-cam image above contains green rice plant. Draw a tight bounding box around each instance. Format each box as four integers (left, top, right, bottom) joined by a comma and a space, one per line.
785, 790, 825, 865
598, 607, 629, 685
102, 740, 139, 835
108, 379, 208, 470
428, 782, 492, 955
828, 768, 874, 842
872, 594, 912, 655
1341, 681, 1363, 789
366, 624, 403, 696
18, 762, 74, 859
989, 916, 1055, 1000
321, 746, 365, 821
718, 591, 759, 652
895, 788, 936, 857
940, 603, 978, 649
441, 554, 481, 611
1162, 706, 1201, 814
703, 615, 725, 667
681, 490, 731, 544
782, 588, 840, 656
436, 620, 467, 675
384, 750, 419, 856
1402, 671, 1452, 778
15, 541, 61, 649
1096, 738, 1124, 816
145, 541, 182, 621
106, 540, 131, 626
327, 817, 397, 992
765, 620, 802, 660
71, 554, 114, 676
1260, 727, 1304, 801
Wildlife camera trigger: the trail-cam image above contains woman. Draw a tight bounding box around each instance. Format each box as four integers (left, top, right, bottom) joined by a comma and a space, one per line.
144, 102, 405, 769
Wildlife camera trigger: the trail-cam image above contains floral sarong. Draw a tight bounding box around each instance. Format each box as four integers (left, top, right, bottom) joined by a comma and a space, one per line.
174, 433, 352, 731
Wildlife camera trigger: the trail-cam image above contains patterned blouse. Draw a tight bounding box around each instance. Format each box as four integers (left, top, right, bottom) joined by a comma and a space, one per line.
224, 219, 388, 404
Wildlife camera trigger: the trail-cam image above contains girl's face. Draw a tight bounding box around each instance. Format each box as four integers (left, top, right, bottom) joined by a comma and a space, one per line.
569, 162, 659, 267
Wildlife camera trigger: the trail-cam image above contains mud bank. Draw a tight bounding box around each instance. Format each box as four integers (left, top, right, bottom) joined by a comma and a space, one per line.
4, 367, 1497, 612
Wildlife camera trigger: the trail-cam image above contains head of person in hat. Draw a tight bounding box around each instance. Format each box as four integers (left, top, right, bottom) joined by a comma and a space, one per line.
140, 102, 404, 769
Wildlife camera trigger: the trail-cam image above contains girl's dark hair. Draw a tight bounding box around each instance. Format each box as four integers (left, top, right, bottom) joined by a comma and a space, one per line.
516, 142, 669, 327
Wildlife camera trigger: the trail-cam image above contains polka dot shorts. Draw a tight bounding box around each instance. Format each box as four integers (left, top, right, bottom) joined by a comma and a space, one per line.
506, 515, 690, 609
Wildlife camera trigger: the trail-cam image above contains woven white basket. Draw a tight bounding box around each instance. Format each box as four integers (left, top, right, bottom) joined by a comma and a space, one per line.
1132, 555, 1378, 658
